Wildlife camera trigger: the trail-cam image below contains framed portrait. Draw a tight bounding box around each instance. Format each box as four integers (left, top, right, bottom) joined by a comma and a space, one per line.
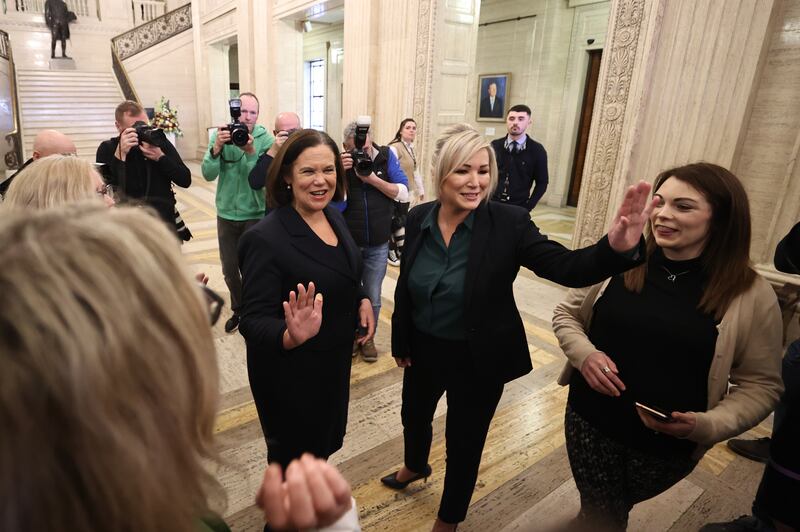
477, 73, 510, 122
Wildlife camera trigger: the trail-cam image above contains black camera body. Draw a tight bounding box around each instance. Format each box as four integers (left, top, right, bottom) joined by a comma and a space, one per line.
133, 121, 167, 147
350, 116, 373, 177
222, 98, 250, 147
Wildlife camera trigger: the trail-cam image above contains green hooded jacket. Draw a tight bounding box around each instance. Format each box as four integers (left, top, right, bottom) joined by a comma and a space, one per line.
201, 124, 274, 221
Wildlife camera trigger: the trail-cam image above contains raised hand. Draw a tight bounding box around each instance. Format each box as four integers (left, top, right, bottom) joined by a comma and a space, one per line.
282, 282, 323, 349
256, 454, 354, 530
607, 180, 659, 252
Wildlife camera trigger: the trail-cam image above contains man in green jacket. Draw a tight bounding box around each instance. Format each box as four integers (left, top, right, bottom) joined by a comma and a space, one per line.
202, 92, 274, 333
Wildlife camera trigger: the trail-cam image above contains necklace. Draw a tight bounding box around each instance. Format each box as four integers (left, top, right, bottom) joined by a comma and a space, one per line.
661, 265, 691, 282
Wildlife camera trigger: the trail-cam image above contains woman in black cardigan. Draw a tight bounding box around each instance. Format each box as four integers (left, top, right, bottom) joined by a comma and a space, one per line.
239, 129, 375, 468
380, 124, 656, 531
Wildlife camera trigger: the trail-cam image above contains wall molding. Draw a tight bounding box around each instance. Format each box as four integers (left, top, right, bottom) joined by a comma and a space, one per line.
572, 0, 648, 247
412, 0, 437, 186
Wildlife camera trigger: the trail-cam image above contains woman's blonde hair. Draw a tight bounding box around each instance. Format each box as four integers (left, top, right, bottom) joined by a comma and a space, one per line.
430, 123, 498, 202
0, 203, 222, 532
3, 154, 102, 208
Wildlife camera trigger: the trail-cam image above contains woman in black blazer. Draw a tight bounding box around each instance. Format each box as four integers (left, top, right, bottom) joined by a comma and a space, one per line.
380, 124, 657, 531
239, 129, 375, 468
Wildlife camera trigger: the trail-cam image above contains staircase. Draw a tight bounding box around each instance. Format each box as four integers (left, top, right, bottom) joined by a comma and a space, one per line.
17, 70, 124, 159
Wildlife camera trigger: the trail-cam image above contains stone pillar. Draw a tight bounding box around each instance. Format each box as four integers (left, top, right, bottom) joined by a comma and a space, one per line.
573, 0, 781, 248
408, 0, 481, 197
342, 0, 376, 126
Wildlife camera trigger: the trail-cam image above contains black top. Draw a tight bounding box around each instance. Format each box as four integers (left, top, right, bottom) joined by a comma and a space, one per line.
342, 144, 395, 247
248, 152, 273, 191
568, 249, 718, 457
490, 135, 548, 211
96, 137, 191, 230
771, 221, 800, 475
0, 157, 33, 196
392, 200, 645, 384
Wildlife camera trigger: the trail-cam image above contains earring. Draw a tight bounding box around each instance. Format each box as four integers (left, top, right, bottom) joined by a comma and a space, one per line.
286, 183, 292, 190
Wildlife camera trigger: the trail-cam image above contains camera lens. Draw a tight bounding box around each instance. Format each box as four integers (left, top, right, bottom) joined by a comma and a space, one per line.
231, 126, 249, 147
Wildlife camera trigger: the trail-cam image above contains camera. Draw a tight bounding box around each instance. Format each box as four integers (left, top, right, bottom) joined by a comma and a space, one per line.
132, 121, 166, 146
350, 115, 373, 177
221, 98, 250, 147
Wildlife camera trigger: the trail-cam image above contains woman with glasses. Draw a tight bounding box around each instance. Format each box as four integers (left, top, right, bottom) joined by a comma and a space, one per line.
0, 203, 359, 532
239, 129, 375, 468
3, 154, 115, 208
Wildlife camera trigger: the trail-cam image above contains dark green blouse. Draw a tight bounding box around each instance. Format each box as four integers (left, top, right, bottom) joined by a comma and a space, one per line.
408, 204, 475, 340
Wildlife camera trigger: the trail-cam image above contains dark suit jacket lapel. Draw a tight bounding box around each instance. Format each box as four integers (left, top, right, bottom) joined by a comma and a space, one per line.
463, 202, 490, 312
277, 206, 358, 282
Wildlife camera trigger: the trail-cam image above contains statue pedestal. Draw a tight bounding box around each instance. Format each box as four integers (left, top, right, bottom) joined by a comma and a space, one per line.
49, 57, 76, 70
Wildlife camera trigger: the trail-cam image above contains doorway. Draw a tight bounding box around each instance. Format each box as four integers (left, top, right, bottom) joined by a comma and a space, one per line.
567, 49, 602, 207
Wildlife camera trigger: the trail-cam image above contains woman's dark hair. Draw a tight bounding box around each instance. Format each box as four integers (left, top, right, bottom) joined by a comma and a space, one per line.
266, 129, 346, 209
624, 162, 756, 320
390, 118, 416, 144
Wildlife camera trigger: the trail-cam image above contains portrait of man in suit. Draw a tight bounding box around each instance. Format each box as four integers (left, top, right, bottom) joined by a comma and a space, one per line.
477, 74, 510, 121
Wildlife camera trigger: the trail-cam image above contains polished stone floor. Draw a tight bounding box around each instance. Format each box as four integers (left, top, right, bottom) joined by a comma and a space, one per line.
176, 166, 770, 531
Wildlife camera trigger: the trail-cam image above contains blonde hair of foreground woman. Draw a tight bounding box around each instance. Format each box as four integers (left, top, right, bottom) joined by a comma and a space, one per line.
429, 123, 499, 200
3, 154, 110, 208
0, 203, 222, 532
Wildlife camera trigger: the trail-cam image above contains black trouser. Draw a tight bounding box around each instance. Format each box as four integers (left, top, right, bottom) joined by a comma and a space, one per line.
564, 405, 697, 531
401, 330, 504, 524
217, 216, 259, 314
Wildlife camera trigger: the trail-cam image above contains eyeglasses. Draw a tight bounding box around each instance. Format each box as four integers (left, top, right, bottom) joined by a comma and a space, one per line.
199, 283, 225, 326
96, 183, 115, 199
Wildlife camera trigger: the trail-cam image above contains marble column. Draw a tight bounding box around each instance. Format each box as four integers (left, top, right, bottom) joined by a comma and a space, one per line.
573, 0, 781, 248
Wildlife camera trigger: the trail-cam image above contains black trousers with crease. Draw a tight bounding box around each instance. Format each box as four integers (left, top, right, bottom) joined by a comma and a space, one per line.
401, 329, 504, 524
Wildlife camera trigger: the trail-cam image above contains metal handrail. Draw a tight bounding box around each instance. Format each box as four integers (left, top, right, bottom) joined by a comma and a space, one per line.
1, 30, 24, 169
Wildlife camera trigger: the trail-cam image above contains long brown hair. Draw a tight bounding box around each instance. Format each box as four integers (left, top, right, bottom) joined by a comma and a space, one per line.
0, 204, 222, 532
623, 162, 756, 320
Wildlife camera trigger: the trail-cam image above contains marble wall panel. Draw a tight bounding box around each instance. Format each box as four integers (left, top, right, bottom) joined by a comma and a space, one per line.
732, 0, 800, 267
123, 30, 199, 160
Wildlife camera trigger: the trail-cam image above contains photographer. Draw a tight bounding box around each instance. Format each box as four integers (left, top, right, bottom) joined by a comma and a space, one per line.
201, 92, 274, 333
248, 111, 302, 193
342, 118, 408, 362
96, 100, 191, 234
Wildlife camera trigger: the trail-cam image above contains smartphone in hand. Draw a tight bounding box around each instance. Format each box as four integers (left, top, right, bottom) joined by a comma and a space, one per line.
635, 402, 675, 423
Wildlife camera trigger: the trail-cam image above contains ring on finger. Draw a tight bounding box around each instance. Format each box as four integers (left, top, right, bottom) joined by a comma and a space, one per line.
601, 366, 611, 374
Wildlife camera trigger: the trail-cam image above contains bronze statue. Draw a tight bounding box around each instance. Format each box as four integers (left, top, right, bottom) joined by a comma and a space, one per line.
44, 0, 71, 59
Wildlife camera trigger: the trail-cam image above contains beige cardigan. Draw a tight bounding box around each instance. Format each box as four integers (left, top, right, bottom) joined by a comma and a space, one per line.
553, 274, 784, 448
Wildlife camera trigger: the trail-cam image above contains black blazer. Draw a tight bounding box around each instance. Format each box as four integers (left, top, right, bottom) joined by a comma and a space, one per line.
392, 201, 643, 384
238, 204, 364, 355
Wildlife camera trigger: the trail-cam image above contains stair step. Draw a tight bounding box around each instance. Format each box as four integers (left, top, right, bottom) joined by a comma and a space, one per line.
19, 80, 119, 88
20, 88, 122, 96
23, 128, 117, 138
22, 115, 114, 123
21, 108, 118, 117
17, 76, 116, 85
17, 70, 114, 78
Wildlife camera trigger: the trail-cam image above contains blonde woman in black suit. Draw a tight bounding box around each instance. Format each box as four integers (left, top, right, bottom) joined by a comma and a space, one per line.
239, 129, 375, 468
381, 124, 657, 532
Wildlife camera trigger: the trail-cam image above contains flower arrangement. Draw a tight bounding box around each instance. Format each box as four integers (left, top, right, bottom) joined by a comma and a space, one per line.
151, 97, 182, 136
